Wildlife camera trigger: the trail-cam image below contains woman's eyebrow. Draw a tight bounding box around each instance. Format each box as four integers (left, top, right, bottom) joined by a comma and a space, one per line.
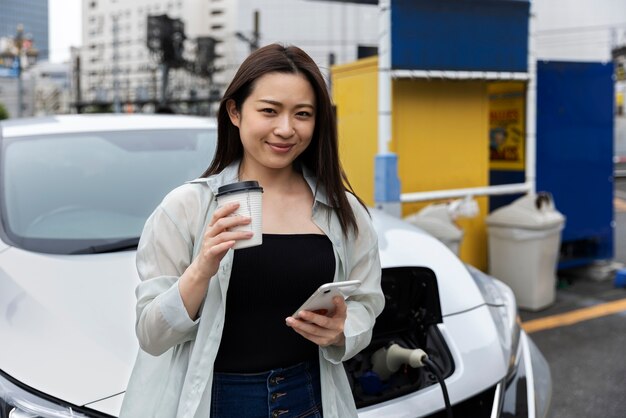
256, 99, 315, 109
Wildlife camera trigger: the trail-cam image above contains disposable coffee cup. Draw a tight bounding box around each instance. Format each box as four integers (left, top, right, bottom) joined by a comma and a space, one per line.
215, 181, 263, 249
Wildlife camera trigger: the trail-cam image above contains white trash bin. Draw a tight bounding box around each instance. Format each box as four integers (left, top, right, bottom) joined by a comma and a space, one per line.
486, 192, 566, 311
404, 203, 464, 256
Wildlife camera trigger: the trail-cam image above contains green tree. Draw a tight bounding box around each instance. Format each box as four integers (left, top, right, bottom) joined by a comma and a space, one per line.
0, 102, 9, 120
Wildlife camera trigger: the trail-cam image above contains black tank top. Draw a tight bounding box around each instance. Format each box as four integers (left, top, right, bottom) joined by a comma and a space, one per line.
214, 234, 336, 372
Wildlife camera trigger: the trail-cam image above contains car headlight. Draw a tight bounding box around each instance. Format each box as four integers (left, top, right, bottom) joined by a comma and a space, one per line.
0, 370, 89, 418
466, 264, 521, 380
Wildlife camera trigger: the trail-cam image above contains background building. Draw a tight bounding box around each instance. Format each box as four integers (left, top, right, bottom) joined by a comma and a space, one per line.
0, 0, 48, 118
533, 0, 626, 62
78, 0, 378, 113
31, 61, 71, 116
0, 71, 34, 118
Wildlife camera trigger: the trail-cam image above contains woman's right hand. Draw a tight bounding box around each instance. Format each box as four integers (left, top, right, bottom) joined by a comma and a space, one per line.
179, 202, 252, 320
190, 202, 253, 281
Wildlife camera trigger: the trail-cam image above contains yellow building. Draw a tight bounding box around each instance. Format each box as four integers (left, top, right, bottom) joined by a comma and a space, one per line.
332, 57, 524, 270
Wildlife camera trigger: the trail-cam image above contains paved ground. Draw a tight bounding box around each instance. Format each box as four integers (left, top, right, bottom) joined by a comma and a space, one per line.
616, 115, 626, 157
517, 137, 626, 418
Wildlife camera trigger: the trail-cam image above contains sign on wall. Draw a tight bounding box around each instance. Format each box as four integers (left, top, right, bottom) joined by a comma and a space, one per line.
488, 82, 525, 170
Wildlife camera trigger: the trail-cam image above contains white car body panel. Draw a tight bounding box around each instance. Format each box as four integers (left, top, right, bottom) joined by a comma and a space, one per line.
372, 209, 485, 315
85, 393, 125, 416
2, 114, 216, 138
0, 247, 138, 407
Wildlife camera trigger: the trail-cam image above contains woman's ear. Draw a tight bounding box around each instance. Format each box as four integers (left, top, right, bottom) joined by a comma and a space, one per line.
226, 99, 240, 128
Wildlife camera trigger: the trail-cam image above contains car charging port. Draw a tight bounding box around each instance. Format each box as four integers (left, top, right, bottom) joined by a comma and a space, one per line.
344, 267, 454, 408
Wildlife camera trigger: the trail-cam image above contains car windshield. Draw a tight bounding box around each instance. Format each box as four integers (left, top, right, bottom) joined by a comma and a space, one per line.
1, 128, 216, 254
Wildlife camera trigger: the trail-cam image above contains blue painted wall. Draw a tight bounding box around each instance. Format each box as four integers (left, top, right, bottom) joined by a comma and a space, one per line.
391, 0, 529, 72
536, 61, 615, 268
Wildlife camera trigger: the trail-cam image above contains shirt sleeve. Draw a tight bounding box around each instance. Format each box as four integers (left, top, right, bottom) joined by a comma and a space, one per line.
321, 202, 385, 363
134, 193, 201, 357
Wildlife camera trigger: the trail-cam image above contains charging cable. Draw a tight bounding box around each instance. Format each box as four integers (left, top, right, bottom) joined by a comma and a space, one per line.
422, 356, 453, 418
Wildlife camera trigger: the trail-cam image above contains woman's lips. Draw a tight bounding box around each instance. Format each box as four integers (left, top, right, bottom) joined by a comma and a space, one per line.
267, 143, 294, 153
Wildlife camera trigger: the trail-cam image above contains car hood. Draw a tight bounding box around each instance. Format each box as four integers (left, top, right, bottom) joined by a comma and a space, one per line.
0, 246, 139, 411
371, 209, 484, 316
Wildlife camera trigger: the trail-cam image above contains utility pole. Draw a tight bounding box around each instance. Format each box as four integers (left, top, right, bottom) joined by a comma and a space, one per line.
0, 24, 39, 118
72, 47, 82, 113
112, 14, 122, 113
236, 10, 260, 53
147, 14, 186, 110
16, 25, 24, 117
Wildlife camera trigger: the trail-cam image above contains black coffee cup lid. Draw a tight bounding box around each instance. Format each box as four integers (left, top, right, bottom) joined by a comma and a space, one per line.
216, 181, 263, 197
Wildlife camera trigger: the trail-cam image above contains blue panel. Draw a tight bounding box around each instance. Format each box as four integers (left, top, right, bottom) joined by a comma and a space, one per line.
489, 170, 525, 211
391, 0, 529, 72
536, 61, 615, 266
375, 154, 401, 203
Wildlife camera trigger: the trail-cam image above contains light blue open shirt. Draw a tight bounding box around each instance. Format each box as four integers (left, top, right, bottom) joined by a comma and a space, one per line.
120, 161, 384, 417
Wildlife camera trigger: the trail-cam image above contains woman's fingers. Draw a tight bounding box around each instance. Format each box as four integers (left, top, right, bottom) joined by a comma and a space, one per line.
205, 230, 253, 248
191, 203, 253, 280
203, 202, 252, 253
209, 202, 240, 226
286, 317, 344, 347
207, 213, 251, 236
286, 297, 347, 347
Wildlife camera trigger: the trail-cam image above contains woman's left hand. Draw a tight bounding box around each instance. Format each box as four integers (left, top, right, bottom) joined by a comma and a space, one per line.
285, 296, 347, 347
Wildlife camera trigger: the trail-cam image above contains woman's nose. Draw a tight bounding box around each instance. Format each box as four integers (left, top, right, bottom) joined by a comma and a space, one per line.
274, 115, 295, 138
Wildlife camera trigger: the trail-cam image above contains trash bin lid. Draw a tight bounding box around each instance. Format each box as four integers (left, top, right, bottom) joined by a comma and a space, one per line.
405, 216, 464, 241
404, 204, 463, 241
486, 192, 566, 230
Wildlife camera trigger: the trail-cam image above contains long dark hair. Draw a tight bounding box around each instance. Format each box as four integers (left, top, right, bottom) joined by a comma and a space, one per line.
201, 43, 366, 235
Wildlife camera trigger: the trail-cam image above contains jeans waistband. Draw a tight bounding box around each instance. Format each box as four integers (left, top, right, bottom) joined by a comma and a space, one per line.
213, 360, 318, 383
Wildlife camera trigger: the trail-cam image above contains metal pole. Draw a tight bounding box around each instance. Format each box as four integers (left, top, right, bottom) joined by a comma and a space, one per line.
17, 60, 23, 118
377, 0, 391, 156
74, 52, 82, 113
112, 15, 121, 113
525, 0, 537, 195
374, 0, 401, 217
160, 63, 170, 106
16, 25, 24, 118
252, 10, 260, 51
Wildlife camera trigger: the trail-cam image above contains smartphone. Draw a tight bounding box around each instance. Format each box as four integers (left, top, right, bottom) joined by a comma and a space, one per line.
293, 280, 362, 318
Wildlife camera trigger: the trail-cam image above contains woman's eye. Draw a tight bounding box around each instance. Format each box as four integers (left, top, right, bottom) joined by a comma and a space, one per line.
261, 108, 276, 114
296, 111, 312, 118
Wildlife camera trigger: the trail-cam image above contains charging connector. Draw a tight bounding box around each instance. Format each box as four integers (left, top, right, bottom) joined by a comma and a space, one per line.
370, 344, 454, 418
371, 344, 428, 380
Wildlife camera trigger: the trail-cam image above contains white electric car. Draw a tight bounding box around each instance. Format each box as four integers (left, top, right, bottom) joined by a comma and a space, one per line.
0, 115, 551, 417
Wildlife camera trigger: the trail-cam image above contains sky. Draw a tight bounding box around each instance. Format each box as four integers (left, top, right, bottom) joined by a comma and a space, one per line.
48, 0, 82, 63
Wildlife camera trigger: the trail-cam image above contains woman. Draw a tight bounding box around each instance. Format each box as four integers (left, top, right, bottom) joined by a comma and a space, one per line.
121, 44, 384, 418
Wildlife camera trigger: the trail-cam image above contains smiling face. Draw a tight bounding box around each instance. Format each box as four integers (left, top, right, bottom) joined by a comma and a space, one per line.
226, 71, 316, 175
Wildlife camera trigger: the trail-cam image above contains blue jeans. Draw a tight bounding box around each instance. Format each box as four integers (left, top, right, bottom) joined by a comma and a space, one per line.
210, 360, 323, 418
